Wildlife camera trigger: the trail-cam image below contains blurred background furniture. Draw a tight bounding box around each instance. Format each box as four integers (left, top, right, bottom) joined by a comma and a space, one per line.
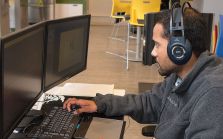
109, 0, 131, 41
106, 0, 131, 62
126, 0, 161, 69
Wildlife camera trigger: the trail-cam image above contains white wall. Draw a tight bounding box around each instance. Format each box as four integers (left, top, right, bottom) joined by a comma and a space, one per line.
191, 0, 223, 24
88, 0, 112, 25
89, 0, 112, 17
202, 0, 223, 24
190, 0, 204, 12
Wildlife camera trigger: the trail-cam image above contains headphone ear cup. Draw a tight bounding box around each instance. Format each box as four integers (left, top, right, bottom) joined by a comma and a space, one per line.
167, 36, 192, 65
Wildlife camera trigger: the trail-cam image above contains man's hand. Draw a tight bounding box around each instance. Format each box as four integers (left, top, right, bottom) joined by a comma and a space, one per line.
63, 98, 97, 114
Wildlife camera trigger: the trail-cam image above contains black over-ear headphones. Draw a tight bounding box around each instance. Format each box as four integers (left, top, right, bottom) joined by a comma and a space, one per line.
167, 2, 192, 65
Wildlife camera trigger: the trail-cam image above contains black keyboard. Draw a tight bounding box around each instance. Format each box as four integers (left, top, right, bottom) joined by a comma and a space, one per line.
27, 106, 79, 139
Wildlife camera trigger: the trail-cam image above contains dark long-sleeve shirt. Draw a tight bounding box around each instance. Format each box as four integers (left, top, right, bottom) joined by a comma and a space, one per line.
94, 51, 223, 139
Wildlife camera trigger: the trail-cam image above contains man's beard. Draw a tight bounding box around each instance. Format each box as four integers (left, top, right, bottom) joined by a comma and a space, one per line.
155, 63, 179, 77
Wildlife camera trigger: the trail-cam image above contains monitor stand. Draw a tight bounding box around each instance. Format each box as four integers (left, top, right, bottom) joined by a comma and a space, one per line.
8, 110, 44, 139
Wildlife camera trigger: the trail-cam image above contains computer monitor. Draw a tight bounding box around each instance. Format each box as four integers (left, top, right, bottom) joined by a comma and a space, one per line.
44, 15, 91, 91
0, 22, 45, 139
0, 38, 2, 139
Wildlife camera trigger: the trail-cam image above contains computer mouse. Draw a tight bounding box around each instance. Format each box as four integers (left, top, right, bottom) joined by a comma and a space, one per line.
70, 104, 81, 112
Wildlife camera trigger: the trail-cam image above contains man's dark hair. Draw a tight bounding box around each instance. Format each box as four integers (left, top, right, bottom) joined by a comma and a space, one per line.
155, 7, 207, 57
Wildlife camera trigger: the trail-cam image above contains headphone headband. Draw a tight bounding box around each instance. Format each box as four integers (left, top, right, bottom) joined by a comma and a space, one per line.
167, 2, 192, 65
170, 3, 184, 36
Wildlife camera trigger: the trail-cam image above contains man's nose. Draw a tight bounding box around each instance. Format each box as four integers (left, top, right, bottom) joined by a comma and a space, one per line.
151, 48, 157, 57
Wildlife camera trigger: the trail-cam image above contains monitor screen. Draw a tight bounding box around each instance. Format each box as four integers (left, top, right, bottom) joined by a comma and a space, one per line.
1, 22, 45, 139
44, 15, 91, 91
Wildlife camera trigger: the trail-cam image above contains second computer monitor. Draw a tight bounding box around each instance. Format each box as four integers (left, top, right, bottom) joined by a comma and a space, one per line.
44, 15, 91, 91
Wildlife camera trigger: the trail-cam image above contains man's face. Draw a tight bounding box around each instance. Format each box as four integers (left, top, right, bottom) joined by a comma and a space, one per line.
151, 23, 178, 76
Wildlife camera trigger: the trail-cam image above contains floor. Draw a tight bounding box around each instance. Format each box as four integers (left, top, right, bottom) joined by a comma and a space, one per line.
63, 25, 164, 139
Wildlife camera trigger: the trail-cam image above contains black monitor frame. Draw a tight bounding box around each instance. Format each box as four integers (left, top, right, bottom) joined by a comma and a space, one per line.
0, 14, 91, 139
43, 15, 91, 92
0, 22, 46, 139
0, 38, 3, 139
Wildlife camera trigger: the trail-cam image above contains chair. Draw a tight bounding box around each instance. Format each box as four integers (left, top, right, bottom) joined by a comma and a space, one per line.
142, 124, 157, 137
106, 0, 131, 63
126, 0, 161, 69
110, 0, 131, 41
129, 0, 161, 26
111, 0, 131, 19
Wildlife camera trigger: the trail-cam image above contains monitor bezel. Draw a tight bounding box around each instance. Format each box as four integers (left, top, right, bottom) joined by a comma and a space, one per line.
0, 37, 3, 139
1, 21, 46, 139
43, 14, 91, 92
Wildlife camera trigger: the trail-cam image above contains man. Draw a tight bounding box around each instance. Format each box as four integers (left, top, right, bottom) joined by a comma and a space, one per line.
64, 7, 223, 138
